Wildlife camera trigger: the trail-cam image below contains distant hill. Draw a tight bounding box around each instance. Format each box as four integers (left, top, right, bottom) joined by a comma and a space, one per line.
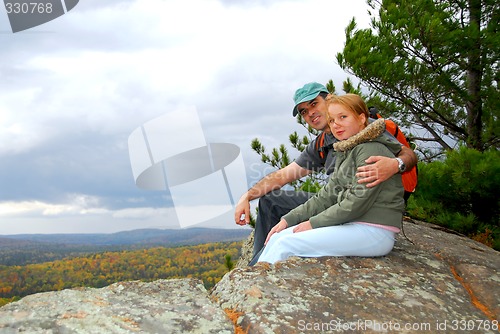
1, 227, 251, 246
0, 227, 251, 266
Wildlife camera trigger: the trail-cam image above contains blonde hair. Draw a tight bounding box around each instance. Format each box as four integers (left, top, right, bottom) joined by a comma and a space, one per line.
326, 93, 369, 126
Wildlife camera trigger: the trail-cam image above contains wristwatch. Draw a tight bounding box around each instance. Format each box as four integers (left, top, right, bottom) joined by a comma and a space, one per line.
395, 157, 406, 173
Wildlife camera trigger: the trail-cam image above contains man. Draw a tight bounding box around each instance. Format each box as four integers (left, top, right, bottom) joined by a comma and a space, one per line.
234, 82, 418, 259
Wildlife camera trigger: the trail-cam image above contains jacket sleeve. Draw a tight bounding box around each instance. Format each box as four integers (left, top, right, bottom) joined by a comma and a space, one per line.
282, 183, 335, 227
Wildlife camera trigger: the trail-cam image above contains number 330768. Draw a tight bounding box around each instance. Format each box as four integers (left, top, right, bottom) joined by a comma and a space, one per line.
5, 2, 53, 14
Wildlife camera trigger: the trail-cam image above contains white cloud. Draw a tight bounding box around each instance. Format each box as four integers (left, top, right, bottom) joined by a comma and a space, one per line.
0, 194, 106, 217
0, 0, 371, 233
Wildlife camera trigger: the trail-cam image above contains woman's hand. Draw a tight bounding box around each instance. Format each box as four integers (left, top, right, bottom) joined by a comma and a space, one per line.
293, 221, 312, 233
264, 219, 288, 245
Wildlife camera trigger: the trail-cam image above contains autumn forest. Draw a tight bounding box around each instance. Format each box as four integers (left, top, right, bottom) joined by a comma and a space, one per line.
0, 241, 242, 307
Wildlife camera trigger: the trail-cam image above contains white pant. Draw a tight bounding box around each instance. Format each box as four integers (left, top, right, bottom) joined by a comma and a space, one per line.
257, 223, 396, 264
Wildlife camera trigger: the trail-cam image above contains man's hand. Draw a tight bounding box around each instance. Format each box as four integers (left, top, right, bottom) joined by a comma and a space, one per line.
233, 162, 311, 226
265, 219, 288, 245
293, 221, 312, 233
356, 156, 398, 188
234, 194, 250, 226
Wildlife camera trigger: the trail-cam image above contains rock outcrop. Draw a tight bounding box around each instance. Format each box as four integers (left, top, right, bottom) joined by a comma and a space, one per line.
0, 278, 233, 334
1, 219, 499, 333
213, 219, 500, 333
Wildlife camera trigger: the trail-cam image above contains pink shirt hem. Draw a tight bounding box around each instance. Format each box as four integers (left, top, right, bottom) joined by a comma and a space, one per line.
355, 222, 400, 233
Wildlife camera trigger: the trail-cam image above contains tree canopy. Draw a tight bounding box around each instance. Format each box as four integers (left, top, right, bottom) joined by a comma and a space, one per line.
336, 0, 499, 158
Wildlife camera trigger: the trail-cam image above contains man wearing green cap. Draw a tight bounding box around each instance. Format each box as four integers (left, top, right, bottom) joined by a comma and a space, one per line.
235, 82, 418, 261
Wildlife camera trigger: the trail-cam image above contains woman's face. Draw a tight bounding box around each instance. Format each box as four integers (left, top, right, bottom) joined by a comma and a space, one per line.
327, 103, 366, 140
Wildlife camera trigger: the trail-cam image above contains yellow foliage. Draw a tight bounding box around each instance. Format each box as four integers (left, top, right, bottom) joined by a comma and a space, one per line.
0, 241, 242, 304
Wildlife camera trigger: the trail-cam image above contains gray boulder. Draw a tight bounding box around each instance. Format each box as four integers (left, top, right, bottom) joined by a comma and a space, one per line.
212, 219, 499, 333
0, 278, 232, 334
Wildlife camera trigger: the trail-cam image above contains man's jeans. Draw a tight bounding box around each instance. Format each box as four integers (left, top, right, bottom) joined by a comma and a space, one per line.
249, 190, 314, 265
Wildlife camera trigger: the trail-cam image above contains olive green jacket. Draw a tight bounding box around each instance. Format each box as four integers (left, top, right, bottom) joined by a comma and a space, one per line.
283, 118, 405, 229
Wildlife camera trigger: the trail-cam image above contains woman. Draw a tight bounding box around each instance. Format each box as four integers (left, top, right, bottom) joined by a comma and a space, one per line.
256, 94, 405, 264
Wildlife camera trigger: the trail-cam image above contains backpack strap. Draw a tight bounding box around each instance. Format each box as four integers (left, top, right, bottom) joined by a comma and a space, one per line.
393, 125, 400, 138
385, 119, 409, 148
315, 132, 327, 159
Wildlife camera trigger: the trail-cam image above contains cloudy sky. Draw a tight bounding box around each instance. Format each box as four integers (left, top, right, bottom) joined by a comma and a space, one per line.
0, 0, 371, 234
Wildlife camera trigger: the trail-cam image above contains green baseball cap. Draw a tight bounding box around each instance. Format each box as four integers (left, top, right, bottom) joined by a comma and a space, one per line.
292, 82, 329, 116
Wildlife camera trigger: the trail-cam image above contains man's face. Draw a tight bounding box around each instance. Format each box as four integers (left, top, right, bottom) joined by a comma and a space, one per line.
296, 96, 330, 132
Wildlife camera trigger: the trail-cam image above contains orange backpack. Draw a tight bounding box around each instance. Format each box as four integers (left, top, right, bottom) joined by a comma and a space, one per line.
368, 107, 418, 197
